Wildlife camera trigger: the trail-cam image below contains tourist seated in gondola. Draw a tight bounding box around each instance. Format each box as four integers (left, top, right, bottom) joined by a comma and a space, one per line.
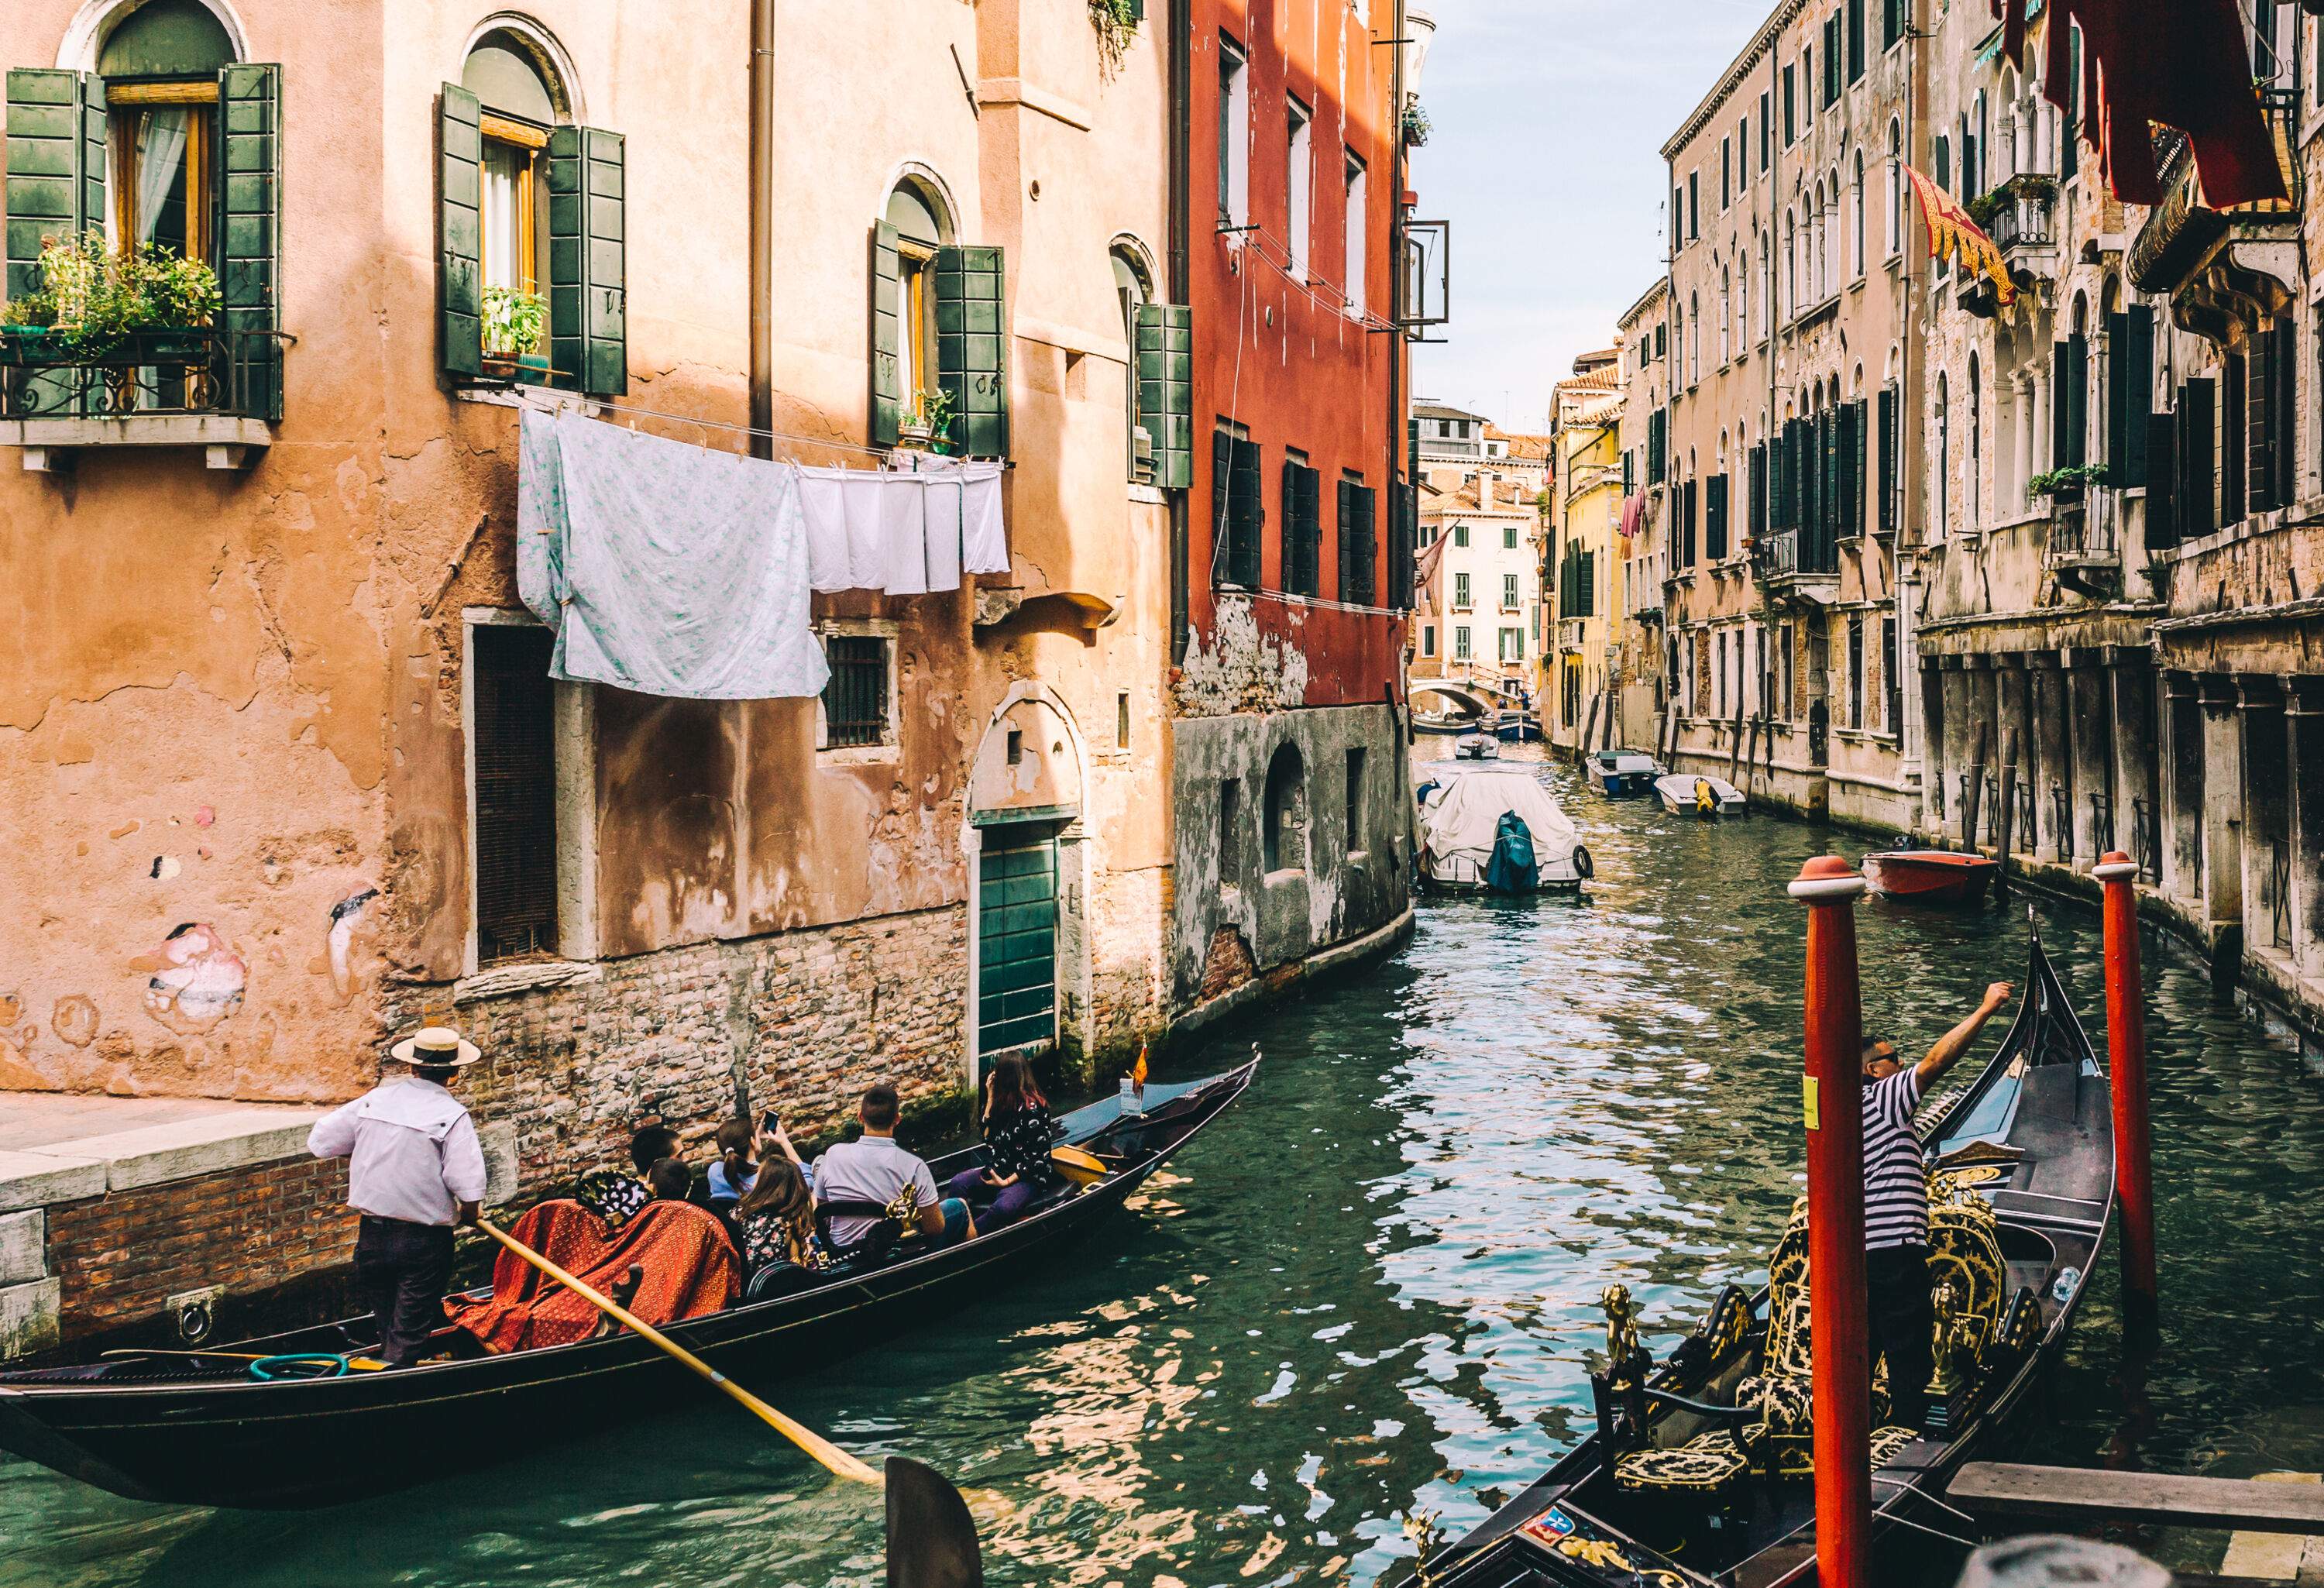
941, 1053, 1060, 1229
812, 1083, 974, 1256
732, 1156, 833, 1296
705, 1117, 760, 1209
646, 1156, 694, 1202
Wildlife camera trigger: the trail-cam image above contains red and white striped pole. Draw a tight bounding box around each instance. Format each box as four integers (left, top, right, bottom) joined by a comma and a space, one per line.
1790, 854, 1872, 1588
2092, 850, 2158, 1340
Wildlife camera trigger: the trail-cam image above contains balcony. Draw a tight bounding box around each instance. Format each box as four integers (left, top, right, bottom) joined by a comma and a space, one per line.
1557, 617, 1589, 651
0, 328, 279, 471
2130, 108, 2299, 306
1756, 526, 1838, 603
1985, 174, 2058, 260
2042, 487, 2122, 600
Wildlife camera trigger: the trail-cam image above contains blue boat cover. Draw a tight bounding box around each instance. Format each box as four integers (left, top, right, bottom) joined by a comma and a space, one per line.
1483, 810, 1538, 895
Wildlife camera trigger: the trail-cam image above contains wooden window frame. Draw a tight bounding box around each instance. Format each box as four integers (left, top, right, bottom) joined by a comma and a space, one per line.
899, 238, 939, 414
481, 113, 548, 302
107, 81, 219, 265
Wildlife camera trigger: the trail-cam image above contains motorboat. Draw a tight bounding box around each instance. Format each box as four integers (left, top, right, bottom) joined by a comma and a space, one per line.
1455, 731, 1501, 759
1654, 772, 1746, 816
1585, 750, 1661, 798
1407, 932, 2111, 1588
1418, 767, 1593, 893
1496, 709, 1543, 744
1411, 709, 1477, 736
1863, 844, 2000, 906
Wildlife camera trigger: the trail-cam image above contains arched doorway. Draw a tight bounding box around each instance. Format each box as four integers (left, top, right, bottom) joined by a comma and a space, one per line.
965, 688, 1088, 1078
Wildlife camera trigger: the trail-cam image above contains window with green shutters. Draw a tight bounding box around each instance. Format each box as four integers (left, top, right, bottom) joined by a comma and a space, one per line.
1134, 302, 1191, 486
546, 125, 625, 396
1281, 456, 1320, 595
936, 245, 1006, 457
1705, 473, 1728, 560
218, 64, 282, 421
1339, 480, 1375, 605
438, 84, 484, 379
4, 70, 108, 418
1212, 428, 1263, 588
1388, 483, 1418, 610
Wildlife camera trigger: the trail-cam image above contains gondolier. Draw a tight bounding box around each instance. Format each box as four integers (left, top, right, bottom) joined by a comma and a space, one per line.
1860, 979, 2012, 1428
308, 1026, 490, 1368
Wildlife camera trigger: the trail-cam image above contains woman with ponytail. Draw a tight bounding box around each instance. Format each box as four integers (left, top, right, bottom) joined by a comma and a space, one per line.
706, 1116, 759, 1208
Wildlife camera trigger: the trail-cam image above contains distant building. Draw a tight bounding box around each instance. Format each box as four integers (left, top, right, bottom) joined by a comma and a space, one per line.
1545, 356, 1624, 753
1611, 280, 1673, 753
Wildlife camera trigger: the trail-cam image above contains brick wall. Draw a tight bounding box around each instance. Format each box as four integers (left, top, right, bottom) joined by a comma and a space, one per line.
382, 904, 973, 1195
1199, 925, 1257, 1001
46, 1154, 354, 1337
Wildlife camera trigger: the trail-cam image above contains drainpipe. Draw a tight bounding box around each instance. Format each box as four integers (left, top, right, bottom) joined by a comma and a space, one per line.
748, 0, 776, 459
1167, 0, 1191, 664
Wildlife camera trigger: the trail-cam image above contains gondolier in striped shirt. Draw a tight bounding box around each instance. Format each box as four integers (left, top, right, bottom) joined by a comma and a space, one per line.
1860, 979, 2013, 1429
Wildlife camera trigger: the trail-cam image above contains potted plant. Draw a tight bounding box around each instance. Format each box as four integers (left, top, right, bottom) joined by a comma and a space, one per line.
1, 232, 219, 363
1401, 97, 1432, 148
480, 285, 549, 382
2027, 463, 2107, 504
919, 386, 956, 454
1088, 0, 1140, 74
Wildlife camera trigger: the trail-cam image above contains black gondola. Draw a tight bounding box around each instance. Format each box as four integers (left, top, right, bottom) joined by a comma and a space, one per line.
0, 1060, 1258, 1510
1414, 932, 2112, 1588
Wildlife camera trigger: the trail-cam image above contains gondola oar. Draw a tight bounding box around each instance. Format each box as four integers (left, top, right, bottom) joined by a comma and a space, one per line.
476, 1218, 881, 1487
885, 1456, 985, 1588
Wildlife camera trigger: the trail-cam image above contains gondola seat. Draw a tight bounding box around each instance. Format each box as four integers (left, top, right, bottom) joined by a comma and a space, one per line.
1611, 1429, 1753, 1500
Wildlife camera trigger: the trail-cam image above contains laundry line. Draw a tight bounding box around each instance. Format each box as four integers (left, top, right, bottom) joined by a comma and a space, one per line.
517, 391, 1015, 470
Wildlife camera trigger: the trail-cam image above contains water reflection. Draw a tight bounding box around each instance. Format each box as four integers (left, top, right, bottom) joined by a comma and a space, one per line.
5, 748, 2323, 1586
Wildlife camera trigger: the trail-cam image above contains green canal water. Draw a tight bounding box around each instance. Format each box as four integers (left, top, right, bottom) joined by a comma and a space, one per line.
8, 748, 2324, 1586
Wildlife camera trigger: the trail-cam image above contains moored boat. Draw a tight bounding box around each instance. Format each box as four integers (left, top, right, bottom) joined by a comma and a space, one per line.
1497, 709, 1543, 743
1653, 772, 1745, 816
1586, 750, 1661, 798
1455, 730, 1501, 759
1418, 767, 1592, 893
1863, 845, 1999, 906
1407, 933, 2112, 1587
0, 1063, 1258, 1510
1411, 709, 1478, 736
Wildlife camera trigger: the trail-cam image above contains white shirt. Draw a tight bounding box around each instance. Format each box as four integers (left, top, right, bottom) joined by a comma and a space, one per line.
308, 1077, 489, 1227
811, 1136, 938, 1248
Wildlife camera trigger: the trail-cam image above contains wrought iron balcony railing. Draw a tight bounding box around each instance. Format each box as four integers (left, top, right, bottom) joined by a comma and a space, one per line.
0, 326, 282, 424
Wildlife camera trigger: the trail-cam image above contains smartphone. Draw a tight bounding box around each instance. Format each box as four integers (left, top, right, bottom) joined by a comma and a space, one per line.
761, 1109, 781, 1135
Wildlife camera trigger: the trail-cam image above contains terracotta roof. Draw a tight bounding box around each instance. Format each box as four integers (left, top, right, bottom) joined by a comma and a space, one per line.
1485, 425, 1553, 460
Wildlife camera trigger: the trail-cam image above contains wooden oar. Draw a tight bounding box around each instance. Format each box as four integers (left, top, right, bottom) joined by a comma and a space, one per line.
476, 1218, 880, 1487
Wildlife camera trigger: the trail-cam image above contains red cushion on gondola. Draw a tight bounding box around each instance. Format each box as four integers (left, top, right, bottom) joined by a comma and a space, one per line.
445, 1198, 739, 1353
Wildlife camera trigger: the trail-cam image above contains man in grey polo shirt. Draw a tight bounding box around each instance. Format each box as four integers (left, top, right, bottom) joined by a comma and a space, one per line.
811, 1084, 973, 1252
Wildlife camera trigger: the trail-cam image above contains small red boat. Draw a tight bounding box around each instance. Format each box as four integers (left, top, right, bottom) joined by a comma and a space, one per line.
1861, 846, 1998, 904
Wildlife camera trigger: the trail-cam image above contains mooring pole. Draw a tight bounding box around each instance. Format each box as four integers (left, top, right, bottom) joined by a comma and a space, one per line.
2093, 849, 2159, 1341
1789, 854, 1872, 1588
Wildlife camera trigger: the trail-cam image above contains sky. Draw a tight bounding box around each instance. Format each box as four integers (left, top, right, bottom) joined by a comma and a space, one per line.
1407, 0, 1773, 436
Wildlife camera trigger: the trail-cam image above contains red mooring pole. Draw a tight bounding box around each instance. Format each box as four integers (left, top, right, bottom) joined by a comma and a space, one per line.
2093, 849, 2159, 1338
1790, 854, 1872, 1588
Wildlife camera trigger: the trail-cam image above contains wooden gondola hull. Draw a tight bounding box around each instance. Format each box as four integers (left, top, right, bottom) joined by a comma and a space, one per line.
0, 1064, 1256, 1510
1862, 850, 1999, 906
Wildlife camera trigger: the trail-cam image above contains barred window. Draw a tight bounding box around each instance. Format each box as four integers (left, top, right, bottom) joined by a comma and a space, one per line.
821, 634, 890, 748
472, 623, 558, 965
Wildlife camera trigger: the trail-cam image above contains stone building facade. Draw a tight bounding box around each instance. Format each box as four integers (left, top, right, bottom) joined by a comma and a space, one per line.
1611, 280, 1672, 752
1652, 0, 1920, 827
1545, 354, 1624, 753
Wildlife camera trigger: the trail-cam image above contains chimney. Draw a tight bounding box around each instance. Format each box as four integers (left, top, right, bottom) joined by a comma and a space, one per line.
1480, 473, 1494, 510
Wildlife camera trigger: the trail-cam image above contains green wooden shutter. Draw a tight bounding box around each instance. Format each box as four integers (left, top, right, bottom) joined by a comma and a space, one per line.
936, 243, 1007, 457
978, 830, 1057, 1057
2104, 311, 2131, 477
1134, 302, 1191, 487
1876, 386, 1897, 531
549, 125, 627, 396
2144, 410, 2177, 549
1849, 398, 1867, 534
2066, 332, 2089, 468
5, 70, 105, 302
438, 84, 483, 379
217, 64, 281, 421
869, 221, 902, 447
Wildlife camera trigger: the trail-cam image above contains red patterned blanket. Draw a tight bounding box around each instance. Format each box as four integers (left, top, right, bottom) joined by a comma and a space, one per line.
448, 1198, 739, 1353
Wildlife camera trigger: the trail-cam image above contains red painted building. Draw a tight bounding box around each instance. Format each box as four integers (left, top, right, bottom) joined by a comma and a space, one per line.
1164, 0, 1419, 1012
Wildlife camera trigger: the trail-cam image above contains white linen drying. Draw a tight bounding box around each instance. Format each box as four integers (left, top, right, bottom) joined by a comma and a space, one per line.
517, 410, 830, 700
796, 457, 1007, 593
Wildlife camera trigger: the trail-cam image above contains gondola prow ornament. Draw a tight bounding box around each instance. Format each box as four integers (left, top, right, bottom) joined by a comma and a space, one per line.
1586, 1283, 1655, 1455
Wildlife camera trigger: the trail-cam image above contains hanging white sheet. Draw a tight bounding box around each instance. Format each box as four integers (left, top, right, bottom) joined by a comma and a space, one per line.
796, 457, 1009, 594
517, 410, 830, 700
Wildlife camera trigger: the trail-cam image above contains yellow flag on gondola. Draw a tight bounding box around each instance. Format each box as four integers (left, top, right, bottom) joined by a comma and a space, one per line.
1903, 163, 2016, 311
1131, 1043, 1148, 1095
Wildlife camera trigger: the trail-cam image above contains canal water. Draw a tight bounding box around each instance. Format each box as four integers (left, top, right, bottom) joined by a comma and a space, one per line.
9, 746, 2324, 1587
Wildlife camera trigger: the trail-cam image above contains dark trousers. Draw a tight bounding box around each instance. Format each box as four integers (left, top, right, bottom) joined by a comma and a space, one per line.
943, 1167, 1036, 1229
353, 1216, 456, 1367
1865, 1243, 1934, 1431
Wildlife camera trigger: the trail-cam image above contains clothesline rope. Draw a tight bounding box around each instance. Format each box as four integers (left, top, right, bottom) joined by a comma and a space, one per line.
517, 393, 1012, 469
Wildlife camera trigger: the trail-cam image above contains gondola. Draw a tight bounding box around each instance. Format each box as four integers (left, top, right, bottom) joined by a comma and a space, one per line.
1863, 844, 1999, 906
0, 1060, 1258, 1510
1413, 930, 2112, 1587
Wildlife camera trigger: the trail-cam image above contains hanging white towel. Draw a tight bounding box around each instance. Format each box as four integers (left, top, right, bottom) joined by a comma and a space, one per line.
953, 461, 1009, 575
796, 468, 853, 592
793, 456, 1009, 592
517, 410, 829, 700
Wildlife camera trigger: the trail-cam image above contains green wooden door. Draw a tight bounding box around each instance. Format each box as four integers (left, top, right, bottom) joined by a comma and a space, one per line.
978, 828, 1057, 1056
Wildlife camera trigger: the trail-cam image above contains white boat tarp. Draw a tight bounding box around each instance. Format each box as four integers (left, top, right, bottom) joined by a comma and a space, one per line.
1419, 769, 1581, 866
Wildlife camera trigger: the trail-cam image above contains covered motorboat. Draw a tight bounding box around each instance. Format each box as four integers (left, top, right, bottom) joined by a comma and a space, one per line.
0, 1064, 1257, 1509
1455, 731, 1501, 759
1655, 772, 1745, 816
1864, 844, 1999, 906
1410, 933, 2111, 1587
1418, 768, 1592, 893
1586, 751, 1661, 799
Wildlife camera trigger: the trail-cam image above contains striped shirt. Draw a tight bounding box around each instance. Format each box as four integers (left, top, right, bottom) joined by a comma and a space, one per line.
1862, 1067, 1927, 1251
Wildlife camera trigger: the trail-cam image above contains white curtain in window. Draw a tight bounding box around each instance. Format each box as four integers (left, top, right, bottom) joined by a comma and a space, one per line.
481, 144, 521, 293
132, 108, 191, 249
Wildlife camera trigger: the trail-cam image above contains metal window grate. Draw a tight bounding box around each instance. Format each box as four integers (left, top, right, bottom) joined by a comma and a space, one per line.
472, 624, 559, 964
822, 636, 889, 748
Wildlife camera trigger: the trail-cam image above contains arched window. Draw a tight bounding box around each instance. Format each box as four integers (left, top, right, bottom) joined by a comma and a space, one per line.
1262, 743, 1308, 872
883, 180, 952, 429
1968, 353, 1982, 528
1851, 151, 1865, 279
1719, 266, 1732, 363
462, 31, 573, 324
1935, 372, 1951, 534
1756, 229, 1770, 335
95, 0, 239, 267
1112, 243, 1153, 480
1784, 210, 1797, 317
1885, 119, 1903, 258
1689, 290, 1700, 382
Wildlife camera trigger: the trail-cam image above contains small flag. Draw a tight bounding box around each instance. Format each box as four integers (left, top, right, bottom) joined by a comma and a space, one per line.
1132, 1044, 1148, 1098
1903, 163, 2016, 311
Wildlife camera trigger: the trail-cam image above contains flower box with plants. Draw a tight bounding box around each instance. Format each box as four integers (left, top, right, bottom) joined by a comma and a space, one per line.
2027, 464, 2107, 504
480, 285, 551, 383
1, 232, 222, 367
1401, 98, 1432, 148
897, 386, 957, 455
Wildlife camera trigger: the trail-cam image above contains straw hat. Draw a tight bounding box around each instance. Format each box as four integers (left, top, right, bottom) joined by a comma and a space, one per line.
389, 1025, 482, 1067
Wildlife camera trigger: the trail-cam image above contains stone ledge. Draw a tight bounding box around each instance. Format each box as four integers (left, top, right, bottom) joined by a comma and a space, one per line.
452, 959, 605, 1005
0, 1277, 60, 1358
58, 1109, 325, 1194
0, 1150, 106, 1213
0, 1210, 45, 1286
